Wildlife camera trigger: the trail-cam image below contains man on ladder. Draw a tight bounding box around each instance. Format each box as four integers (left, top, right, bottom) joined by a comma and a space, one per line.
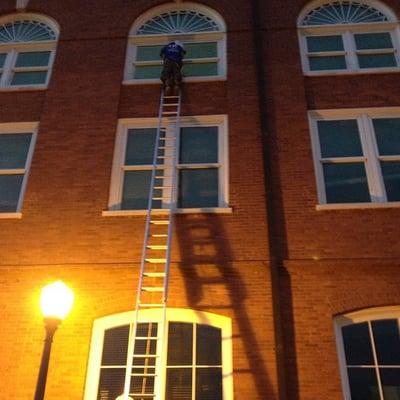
160, 41, 186, 96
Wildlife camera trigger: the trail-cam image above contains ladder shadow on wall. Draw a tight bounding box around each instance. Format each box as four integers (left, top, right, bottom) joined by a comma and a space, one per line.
174, 213, 275, 399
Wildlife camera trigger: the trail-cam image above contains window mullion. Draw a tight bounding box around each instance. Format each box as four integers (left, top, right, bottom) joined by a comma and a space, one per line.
368, 321, 385, 400
2, 49, 15, 86
192, 323, 196, 400
344, 31, 357, 70
360, 115, 386, 202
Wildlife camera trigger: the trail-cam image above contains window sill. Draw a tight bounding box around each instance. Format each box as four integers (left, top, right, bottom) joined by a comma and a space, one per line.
102, 207, 233, 217
316, 202, 400, 210
0, 85, 47, 92
0, 212, 22, 219
122, 75, 227, 85
305, 68, 400, 77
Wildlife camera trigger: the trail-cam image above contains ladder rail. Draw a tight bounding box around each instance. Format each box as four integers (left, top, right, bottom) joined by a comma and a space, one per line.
122, 90, 181, 400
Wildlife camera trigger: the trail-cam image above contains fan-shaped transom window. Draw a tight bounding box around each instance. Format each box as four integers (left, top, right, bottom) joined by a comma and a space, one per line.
298, 1, 400, 74
137, 10, 221, 35
124, 3, 226, 83
0, 16, 59, 88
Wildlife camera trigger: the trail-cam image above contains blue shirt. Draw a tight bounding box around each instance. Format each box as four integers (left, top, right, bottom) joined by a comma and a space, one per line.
160, 43, 185, 63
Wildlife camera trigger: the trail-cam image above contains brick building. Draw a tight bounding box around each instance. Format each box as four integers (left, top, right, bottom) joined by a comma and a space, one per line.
0, 0, 399, 399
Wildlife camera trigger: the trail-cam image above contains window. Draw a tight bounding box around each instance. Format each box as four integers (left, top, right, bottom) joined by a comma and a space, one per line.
124, 3, 226, 83
84, 309, 233, 400
107, 116, 228, 212
335, 307, 400, 400
0, 123, 37, 215
0, 15, 59, 88
298, 1, 400, 74
309, 109, 400, 206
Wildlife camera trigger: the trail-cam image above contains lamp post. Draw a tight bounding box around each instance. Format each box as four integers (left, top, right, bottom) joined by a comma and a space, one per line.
34, 281, 74, 400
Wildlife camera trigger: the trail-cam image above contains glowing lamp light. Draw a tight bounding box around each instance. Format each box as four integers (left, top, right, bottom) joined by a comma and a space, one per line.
40, 281, 74, 320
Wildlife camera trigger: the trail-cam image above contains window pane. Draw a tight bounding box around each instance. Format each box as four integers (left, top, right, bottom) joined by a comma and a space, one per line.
373, 118, 400, 156
196, 368, 222, 400
101, 325, 129, 366
136, 45, 163, 61
381, 162, 400, 201
180, 127, 218, 164
11, 71, 47, 85
97, 368, 125, 400
183, 62, 218, 77
166, 368, 192, 400
318, 120, 362, 158
0, 133, 32, 169
342, 322, 374, 365
358, 53, 397, 69
355, 33, 393, 50
347, 368, 380, 400
309, 55, 346, 71
306, 35, 344, 52
167, 322, 193, 366
134, 65, 163, 79
197, 325, 222, 365
121, 170, 162, 210
380, 369, 400, 399
0, 53, 6, 68
125, 129, 157, 165
15, 51, 51, 67
179, 169, 219, 208
185, 42, 218, 58
0, 175, 24, 211
131, 375, 155, 395
372, 319, 400, 365
323, 163, 370, 203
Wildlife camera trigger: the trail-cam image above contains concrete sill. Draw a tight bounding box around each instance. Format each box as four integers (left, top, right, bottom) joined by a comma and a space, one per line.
102, 207, 233, 217
0, 212, 22, 219
316, 202, 400, 210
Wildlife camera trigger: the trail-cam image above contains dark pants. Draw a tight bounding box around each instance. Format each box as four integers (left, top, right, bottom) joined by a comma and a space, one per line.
161, 59, 182, 88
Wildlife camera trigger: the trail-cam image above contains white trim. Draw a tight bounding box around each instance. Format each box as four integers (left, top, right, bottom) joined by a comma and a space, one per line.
0, 212, 22, 219
0, 13, 60, 36
308, 107, 400, 207
84, 308, 233, 400
334, 306, 400, 400
0, 122, 38, 214
107, 115, 229, 212
16, 0, 29, 10
124, 3, 226, 83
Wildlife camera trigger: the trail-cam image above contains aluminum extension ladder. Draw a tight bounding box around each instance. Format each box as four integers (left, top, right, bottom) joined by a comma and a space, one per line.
120, 89, 182, 400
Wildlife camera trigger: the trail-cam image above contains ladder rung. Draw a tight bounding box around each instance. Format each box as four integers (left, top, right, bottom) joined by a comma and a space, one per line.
146, 245, 167, 250
138, 303, 165, 307
153, 186, 172, 190
145, 258, 166, 263
134, 336, 160, 340
151, 234, 168, 237
152, 197, 170, 201
157, 155, 173, 159
141, 286, 164, 292
154, 175, 173, 179
131, 373, 157, 377
164, 95, 179, 98
162, 111, 178, 115
144, 272, 166, 278
150, 220, 169, 225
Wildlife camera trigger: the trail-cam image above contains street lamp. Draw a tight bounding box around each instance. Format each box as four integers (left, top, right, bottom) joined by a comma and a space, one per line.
34, 281, 74, 400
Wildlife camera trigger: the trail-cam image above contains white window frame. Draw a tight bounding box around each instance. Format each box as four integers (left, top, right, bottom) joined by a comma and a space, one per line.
309, 107, 400, 210
0, 14, 59, 90
334, 306, 400, 400
297, 1, 400, 75
104, 115, 231, 216
0, 122, 38, 218
84, 308, 233, 400
123, 2, 227, 84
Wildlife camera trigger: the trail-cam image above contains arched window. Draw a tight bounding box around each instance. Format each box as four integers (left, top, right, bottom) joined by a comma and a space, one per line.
297, 1, 400, 74
124, 2, 226, 83
84, 308, 233, 400
335, 306, 400, 399
0, 14, 59, 89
